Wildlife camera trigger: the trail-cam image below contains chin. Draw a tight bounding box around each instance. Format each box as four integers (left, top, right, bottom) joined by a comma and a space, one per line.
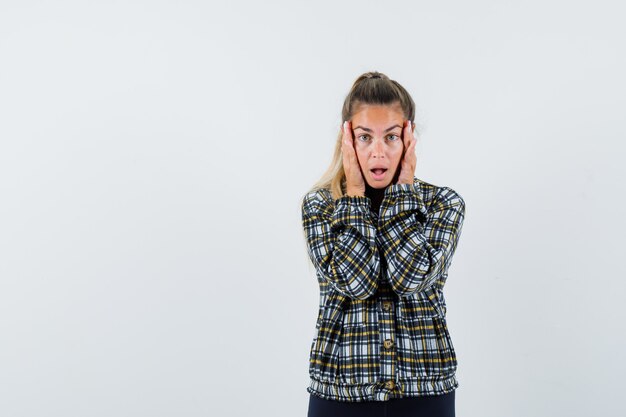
366, 179, 392, 189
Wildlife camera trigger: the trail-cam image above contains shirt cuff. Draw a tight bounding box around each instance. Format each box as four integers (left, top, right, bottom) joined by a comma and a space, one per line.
331, 195, 376, 245
380, 183, 428, 221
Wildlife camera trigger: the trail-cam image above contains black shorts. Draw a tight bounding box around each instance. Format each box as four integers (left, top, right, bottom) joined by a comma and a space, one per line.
307, 390, 455, 417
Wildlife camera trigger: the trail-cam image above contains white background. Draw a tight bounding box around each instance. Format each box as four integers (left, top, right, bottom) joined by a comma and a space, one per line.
1, 1, 625, 416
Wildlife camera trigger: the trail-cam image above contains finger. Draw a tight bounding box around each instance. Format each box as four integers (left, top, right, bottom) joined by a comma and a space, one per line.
405, 136, 415, 164
399, 120, 409, 158
345, 122, 358, 158
342, 122, 352, 155
406, 122, 417, 156
343, 121, 354, 149
406, 125, 415, 151
406, 139, 416, 166
399, 120, 408, 153
342, 121, 357, 175
342, 122, 350, 168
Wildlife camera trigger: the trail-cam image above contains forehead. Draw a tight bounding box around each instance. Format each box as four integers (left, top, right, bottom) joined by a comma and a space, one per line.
352, 104, 404, 124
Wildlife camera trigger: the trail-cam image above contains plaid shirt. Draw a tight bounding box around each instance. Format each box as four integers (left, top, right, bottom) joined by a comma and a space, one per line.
301, 176, 466, 402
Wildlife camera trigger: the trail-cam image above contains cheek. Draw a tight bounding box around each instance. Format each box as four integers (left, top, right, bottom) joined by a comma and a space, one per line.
391, 145, 404, 163
354, 147, 366, 163
354, 141, 366, 151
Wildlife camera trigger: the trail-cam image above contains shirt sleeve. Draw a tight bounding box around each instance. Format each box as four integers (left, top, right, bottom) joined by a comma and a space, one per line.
301, 191, 381, 300
378, 183, 466, 297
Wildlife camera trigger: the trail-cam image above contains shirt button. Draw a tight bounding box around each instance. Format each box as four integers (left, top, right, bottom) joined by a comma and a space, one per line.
382, 301, 392, 311
384, 380, 396, 390
383, 339, 394, 350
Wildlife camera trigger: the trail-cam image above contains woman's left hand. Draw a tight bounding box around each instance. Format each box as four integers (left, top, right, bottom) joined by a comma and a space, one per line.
396, 120, 417, 185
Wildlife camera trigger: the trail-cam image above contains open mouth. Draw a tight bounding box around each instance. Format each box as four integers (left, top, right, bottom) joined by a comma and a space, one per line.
370, 168, 388, 179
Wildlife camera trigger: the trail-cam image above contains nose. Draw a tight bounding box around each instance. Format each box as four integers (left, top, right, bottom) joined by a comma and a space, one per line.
372, 138, 385, 158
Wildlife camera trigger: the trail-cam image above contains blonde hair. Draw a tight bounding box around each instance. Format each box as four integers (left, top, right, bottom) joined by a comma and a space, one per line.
304, 71, 418, 201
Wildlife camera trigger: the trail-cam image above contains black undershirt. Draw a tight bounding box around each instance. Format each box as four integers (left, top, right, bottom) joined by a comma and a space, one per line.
365, 182, 389, 286
365, 182, 386, 216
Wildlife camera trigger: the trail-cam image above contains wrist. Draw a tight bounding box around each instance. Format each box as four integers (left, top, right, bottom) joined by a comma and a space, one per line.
345, 188, 365, 197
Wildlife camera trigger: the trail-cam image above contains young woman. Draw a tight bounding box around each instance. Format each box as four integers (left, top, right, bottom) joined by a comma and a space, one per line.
301, 71, 466, 417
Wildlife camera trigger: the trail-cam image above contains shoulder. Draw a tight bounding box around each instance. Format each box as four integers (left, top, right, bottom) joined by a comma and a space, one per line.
414, 177, 465, 211
301, 187, 334, 212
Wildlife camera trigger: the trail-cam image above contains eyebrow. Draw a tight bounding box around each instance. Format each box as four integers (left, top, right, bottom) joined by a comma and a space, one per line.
353, 124, 402, 133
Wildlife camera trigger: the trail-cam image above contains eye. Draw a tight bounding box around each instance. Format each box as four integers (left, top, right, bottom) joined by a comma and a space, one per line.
357, 134, 370, 142
387, 134, 400, 141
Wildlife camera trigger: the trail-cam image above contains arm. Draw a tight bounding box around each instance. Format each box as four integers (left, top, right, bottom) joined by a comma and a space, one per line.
378, 183, 466, 297
301, 191, 381, 300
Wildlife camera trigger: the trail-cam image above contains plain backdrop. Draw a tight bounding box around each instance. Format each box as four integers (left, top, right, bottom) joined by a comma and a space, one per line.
1, 1, 625, 416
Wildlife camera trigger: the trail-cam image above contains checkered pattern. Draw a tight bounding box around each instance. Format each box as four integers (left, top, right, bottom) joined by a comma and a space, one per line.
301, 177, 465, 402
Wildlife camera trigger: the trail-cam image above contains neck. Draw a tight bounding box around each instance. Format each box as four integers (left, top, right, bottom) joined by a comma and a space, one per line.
365, 183, 387, 214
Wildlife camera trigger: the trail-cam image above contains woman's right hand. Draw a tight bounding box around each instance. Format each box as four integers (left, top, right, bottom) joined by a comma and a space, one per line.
342, 120, 366, 196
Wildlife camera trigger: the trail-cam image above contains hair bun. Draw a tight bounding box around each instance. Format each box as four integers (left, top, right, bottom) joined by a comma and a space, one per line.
366, 72, 387, 79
